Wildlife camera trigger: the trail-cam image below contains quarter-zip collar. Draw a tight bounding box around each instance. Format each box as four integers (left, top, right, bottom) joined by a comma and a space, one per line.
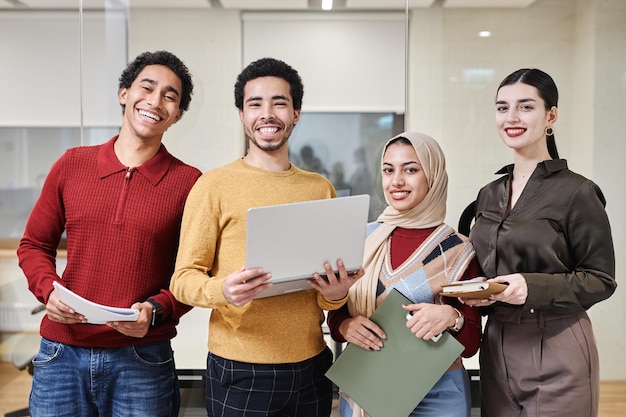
97, 135, 173, 186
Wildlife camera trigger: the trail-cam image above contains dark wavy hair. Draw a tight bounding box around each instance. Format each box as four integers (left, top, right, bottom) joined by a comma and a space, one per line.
234, 57, 304, 111
118, 50, 194, 115
497, 68, 559, 159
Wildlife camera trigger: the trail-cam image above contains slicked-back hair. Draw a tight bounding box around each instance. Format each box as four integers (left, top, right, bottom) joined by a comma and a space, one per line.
234, 57, 304, 111
497, 68, 560, 159
118, 50, 194, 115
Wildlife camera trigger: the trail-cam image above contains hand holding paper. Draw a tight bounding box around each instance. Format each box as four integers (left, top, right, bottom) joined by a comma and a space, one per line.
53, 282, 139, 324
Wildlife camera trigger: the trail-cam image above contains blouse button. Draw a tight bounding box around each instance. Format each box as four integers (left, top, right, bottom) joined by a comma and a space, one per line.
530, 308, 535, 314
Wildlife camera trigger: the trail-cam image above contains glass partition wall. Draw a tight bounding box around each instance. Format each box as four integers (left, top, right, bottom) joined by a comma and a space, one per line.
0, 3, 409, 245
0, 7, 127, 245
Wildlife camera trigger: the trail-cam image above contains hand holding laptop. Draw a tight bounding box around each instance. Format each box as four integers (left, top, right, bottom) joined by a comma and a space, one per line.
222, 266, 273, 307
245, 195, 370, 299
223, 259, 364, 306
308, 259, 365, 301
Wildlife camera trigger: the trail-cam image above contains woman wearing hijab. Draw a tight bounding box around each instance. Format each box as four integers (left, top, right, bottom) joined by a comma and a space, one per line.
327, 132, 482, 417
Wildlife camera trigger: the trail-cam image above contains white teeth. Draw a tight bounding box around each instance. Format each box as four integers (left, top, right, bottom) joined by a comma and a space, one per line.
259, 127, 278, 135
139, 110, 161, 121
507, 128, 525, 135
391, 191, 408, 196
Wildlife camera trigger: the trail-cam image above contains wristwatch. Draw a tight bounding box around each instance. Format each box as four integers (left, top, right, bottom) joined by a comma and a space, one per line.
449, 307, 464, 332
146, 299, 163, 327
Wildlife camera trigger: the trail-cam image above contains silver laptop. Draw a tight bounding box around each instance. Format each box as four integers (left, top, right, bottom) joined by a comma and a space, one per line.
246, 194, 370, 299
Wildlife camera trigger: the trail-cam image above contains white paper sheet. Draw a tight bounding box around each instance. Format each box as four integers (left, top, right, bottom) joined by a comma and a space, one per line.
53, 281, 139, 324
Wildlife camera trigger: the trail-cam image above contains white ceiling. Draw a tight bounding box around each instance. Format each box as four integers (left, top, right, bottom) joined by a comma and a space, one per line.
0, 0, 537, 10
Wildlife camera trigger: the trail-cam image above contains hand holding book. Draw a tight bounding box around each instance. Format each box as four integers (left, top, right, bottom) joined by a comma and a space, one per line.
439, 279, 508, 299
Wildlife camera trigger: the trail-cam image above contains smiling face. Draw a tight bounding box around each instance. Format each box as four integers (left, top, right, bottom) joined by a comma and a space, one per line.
118, 64, 182, 143
381, 142, 429, 213
495, 82, 557, 157
239, 76, 300, 155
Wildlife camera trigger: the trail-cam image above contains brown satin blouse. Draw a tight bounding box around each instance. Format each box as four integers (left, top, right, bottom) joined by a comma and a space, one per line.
470, 159, 616, 323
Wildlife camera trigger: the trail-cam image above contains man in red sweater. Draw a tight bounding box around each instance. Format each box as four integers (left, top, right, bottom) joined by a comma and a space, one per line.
17, 51, 201, 417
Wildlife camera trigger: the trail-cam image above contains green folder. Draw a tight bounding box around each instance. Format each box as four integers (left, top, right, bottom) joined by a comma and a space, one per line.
325, 288, 464, 417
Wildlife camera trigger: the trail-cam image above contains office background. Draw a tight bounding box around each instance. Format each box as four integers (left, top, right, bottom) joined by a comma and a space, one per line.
0, 0, 624, 381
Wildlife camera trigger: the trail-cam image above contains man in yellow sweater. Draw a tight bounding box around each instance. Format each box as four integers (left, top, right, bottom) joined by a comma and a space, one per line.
170, 57, 363, 417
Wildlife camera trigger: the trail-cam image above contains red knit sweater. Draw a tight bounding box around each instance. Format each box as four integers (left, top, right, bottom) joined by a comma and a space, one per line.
18, 136, 201, 348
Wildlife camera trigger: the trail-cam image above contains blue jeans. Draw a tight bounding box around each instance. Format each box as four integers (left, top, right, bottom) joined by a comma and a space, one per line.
339, 368, 470, 417
29, 338, 180, 417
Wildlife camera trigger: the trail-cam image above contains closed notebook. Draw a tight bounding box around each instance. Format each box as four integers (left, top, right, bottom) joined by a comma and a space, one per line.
325, 288, 464, 417
440, 280, 508, 299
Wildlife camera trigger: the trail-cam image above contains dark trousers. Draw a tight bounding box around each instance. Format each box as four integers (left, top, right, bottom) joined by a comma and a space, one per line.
205, 347, 333, 417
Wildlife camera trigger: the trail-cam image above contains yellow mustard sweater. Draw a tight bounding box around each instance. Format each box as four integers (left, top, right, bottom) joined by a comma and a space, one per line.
171, 158, 346, 364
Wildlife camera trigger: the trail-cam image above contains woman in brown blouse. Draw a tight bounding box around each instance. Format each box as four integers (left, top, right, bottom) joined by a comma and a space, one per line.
465, 68, 616, 417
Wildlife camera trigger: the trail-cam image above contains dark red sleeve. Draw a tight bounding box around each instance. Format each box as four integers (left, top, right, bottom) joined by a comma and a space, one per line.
18, 154, 67, 304
445, 257, 482, 357
326, 303, 351, 343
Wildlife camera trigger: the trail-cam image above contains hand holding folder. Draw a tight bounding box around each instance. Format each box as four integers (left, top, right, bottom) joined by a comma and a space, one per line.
325, 288, 464, 417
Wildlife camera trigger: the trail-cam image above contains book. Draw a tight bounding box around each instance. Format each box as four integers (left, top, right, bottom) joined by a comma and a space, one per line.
439, 279, 508, 299
53, 281, 139, 324
325, 288, 464, 417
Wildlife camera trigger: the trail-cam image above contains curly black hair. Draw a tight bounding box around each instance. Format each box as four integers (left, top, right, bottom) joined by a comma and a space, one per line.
234, 57, 304, 111
118, 50, 194, 115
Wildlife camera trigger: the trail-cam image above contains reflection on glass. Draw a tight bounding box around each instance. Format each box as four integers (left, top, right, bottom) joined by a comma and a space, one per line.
290, 112, 404, 221
0, 127, 119, 239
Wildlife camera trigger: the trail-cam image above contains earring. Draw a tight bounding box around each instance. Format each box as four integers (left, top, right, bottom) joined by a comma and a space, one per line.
545, 126, 554, 136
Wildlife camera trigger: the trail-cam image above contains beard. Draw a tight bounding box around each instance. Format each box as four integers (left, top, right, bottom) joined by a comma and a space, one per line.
245, 122, 295, 152
248, 134, 289, 152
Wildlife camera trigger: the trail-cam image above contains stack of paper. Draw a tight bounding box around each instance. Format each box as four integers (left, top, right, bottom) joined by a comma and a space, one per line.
53, 281, 139, 324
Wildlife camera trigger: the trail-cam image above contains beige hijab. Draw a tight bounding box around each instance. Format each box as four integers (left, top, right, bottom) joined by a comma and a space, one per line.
347, 131, 448, 318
